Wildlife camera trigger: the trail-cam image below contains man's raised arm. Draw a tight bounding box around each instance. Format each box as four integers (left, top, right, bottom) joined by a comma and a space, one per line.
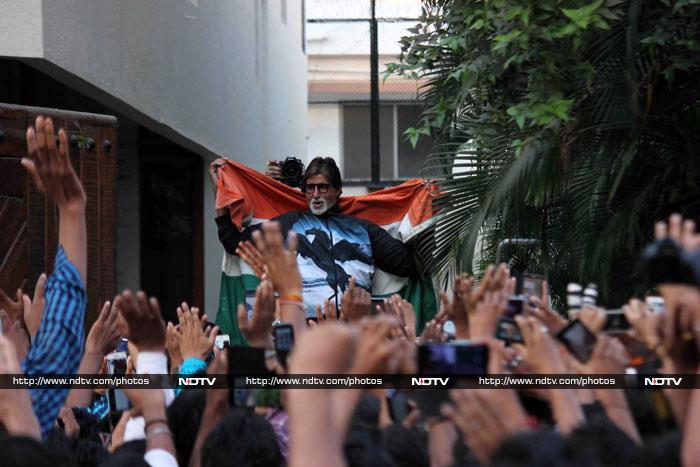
21, 115, 88, 437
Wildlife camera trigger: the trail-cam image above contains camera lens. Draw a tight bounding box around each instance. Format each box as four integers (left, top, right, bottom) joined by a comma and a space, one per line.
282, 159, 303, 178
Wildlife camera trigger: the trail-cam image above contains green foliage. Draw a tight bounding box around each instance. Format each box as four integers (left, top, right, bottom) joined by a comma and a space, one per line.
392, 0, 700, 305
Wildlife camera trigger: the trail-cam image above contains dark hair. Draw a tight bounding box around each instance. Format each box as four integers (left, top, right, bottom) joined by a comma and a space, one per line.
491, 429, 590, 467
381, 425, 429, 467
45, 427, 109, 467
566, 417, 641, 466
344, 395, 394, 467
303, 157, 342, 189
167, 389, 207, 467
102, 440, 148, 467
201, 409, 281, 467
0, 434, 70, 467
631, 430, 681, 467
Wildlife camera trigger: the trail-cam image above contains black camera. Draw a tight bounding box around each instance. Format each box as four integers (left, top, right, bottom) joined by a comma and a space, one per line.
639, 237, 699, 288
278, 156, 305, 188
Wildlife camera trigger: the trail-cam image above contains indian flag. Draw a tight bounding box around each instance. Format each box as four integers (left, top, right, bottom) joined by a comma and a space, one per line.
214, 160, 437, 345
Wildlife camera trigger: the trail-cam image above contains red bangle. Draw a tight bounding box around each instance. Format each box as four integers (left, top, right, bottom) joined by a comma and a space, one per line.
280, 293, 303, 302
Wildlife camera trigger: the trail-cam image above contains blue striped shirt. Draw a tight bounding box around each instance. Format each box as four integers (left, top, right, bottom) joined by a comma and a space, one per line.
21, 246, 86, 438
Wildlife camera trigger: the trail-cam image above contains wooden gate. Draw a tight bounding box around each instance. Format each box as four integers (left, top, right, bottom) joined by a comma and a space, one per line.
0, 103, 117, 327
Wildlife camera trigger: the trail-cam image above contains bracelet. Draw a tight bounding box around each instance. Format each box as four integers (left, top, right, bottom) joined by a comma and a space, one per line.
280, 300, 304, 309
144, 418, 168, 432
280, 293, 303, 302
146, 425, 173, 440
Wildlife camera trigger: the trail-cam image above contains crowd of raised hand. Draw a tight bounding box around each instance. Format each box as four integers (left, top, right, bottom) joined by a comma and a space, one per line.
1, 116, 700, 467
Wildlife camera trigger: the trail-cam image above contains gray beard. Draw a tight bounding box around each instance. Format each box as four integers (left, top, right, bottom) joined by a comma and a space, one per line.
309, 198, 329, 215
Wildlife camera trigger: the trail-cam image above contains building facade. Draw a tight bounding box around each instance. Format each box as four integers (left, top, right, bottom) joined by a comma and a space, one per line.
0, 0, 307, 320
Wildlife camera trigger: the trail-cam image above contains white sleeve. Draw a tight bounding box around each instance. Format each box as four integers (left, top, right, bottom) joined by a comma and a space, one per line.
124, 352, 175, 442
144, 448, 178, 467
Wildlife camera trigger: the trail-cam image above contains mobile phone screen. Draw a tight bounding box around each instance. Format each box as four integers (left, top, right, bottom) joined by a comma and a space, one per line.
522, 274, 545, 299
215, 334, 231, 350
495, 317, 523, 343
273, 325, 294, 353
504, 295, 525, 318
603, 310, 630, 332
556, 320, 597, 362
106, 352, 127, 376
418, 343, 489, 375
371, 297, 385, 314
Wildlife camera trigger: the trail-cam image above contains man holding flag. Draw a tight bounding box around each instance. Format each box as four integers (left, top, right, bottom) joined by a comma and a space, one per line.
210, 156, 437, 344
214, 156, 418, 313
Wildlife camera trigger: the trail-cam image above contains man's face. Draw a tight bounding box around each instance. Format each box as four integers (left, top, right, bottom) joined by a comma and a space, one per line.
304, 174, 341, 215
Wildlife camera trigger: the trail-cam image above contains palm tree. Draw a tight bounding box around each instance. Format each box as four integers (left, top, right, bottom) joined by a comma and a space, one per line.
396, 0, 700, 305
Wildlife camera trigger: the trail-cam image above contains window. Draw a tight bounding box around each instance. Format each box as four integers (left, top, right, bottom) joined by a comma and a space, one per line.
342, 103, 433, 181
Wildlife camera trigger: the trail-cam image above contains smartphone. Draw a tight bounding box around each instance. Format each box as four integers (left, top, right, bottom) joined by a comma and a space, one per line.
495, 317, 524, 344
106, 352, 130, 411
244, 289, 256, 321
215, 334, 231, 350
495, 296, 525, 344
556, 320, 597, 362
645, 296, 665, 314
521, 273, 545, 299
415, 344, 488, 421
371, 297, 385, 314
106, 352, 127, 375
116, 338, 129, 354
603, 309, 630, 332
418, 343, 489, 375
272, 324, 295, 369
504, 295, 525, 318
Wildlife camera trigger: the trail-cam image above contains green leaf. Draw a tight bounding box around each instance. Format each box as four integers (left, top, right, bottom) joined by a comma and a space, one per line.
562, 0, 604, 28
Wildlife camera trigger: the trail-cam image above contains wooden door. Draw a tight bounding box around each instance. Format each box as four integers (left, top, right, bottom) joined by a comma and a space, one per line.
0, 103, 117, 327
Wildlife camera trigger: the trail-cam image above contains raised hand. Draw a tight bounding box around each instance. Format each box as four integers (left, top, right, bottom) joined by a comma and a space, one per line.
208, 157, 227, 196
384, 294, 417, 341
24, 115, 87, 282
351, 316, 407, 374
341, 277, 371, 323
235, 240, 267, 278
265, 160, 283, 180
0, 311, 29, 362
23, 116, 86, 210
237, 279, 275, 347
469, 290, 507, 341
314, 299, 339, 324
528, 280, 567, 335
417, 313, 448, 344
252, 222, 302, 297
0, 334, 41, 439
441, 389, 528, 464
178, 302, 218, 360
114, 290, 166, 353
623, 299, 662, 352
85, 301, 121, 356
166, 322, 183, 372
22, 273, 46, 340
569, 334, 629, 374
515, 315, 567, 374
655, 213, 700, 253
0, 286, 23, 323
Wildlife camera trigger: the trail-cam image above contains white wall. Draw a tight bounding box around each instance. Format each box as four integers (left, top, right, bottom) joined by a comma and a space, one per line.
0, 0, 308, 319
0, 0, 43, 57
307, 103, 342, 166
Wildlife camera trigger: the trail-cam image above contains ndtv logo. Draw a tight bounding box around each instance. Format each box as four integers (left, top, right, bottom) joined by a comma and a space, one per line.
644, 377, 682, 386
411, 377, 450, 386
178, 377, 216, 387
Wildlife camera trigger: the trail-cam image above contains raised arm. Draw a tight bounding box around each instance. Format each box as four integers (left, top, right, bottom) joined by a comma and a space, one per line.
23, 116, 87, 282
365, 221, 417, 277
20, 115, 88, 438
